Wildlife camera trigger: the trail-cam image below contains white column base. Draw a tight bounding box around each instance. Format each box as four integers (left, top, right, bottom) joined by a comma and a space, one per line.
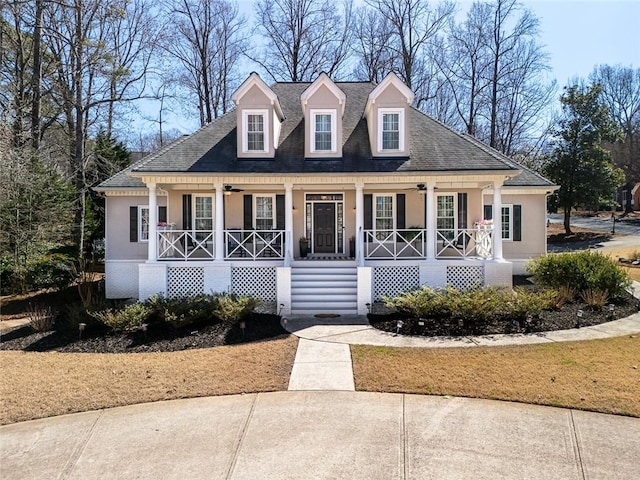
277, 267, 292, 316
484, 260, 513, 288
204, 264, 232, 294
357, 266, 373, 315
138, 263, 167, 301
419, 262, 447, 288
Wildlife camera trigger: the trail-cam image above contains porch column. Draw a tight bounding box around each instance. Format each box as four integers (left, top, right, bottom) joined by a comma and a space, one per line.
284, 183, 293, 266
426, 184, 436, 259
215, 183, 225, 261
355, 182, 364, 266
147, 183, 157, 261
492, 181, 504, 261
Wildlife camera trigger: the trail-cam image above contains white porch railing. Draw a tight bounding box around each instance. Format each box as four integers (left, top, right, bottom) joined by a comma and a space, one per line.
436, 227, 493, 258
225, 229, 284, 259
362, 228, 493, 260
157, 229, 214, 260
364, 229, 426, 259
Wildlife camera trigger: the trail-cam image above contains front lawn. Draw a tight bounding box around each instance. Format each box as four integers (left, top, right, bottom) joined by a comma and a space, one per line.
0, 335, 298, 425
351, 335, 640, 417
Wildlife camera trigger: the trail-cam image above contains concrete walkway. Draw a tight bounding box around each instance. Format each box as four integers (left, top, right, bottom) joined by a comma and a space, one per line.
288, 338, 355, 391
2, 392, 639, 480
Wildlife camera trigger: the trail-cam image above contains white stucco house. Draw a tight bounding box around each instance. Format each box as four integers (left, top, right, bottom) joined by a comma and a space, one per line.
95, 72, 556, 315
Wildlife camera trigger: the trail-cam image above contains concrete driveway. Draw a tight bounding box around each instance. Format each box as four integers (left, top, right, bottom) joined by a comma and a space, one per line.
2, 392, 639, 480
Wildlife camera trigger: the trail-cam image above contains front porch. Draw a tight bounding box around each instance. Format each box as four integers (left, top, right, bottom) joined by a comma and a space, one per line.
125, 176, 513, 314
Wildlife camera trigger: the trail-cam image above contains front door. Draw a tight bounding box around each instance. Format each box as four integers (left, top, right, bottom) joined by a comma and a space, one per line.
313, 203, 335, 253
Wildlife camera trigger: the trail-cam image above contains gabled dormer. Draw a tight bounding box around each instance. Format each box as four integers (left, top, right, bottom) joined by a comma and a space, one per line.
300, 73, 346, 158
364, 72, 415, 157
231, 72, 284, 158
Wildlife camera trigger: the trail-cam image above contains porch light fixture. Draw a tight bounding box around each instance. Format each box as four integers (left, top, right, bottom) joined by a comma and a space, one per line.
224, 185, 243, 195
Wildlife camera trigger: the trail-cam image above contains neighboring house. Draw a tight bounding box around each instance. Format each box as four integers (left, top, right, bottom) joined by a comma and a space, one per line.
95, 72, 556, 315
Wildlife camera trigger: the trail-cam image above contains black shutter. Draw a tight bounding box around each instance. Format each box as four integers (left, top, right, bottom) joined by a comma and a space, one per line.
396, 194, 406, 229
457, 193, 468, 229
243, 194, 253, 229
276, 195, 285, 230
484, 204, 493, 220
364, 194, 372, 230
158, 206, 167, 223
513, 205, 522, 241
130, 206, 138, 242
182, 195, 192, 229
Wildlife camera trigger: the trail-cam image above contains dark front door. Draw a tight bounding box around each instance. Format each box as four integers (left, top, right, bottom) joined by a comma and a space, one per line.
313, 203, 335, 253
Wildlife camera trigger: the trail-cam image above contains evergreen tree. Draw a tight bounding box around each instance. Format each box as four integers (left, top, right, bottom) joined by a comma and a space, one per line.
544, 84, 623, 234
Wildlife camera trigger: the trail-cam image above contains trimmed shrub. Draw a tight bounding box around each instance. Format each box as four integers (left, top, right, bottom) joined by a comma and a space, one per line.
528, 251, 631, 299
383, 285, 556, 323
91, 303, 152, 332
145, 294, 217, 329
212, 293, 258, 324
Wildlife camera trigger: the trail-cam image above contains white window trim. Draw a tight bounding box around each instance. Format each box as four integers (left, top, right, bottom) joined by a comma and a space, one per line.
378, 108, 405, 152
138, 205, 167, 243
310, 109, 337, 153
242, 109, 269, 153
138, 205, 150, 243
373, 193, 396, 234
436, 193, 458, 232
193, 195, 214, 231
253, 194, 276, 229
501, 204, 513, 241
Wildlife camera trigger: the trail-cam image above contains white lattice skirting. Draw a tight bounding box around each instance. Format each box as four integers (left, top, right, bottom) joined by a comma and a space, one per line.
446, 265, 484, 290
232, 266, 277, 301
167, 267, 204, 297
374, 266, 420, 300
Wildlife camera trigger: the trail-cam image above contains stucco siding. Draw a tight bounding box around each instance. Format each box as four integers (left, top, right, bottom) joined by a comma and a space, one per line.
484, 193, 547, 263
105, 195, 167, 260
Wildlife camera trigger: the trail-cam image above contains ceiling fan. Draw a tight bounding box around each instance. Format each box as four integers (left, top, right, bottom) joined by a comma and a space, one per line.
224, 185, 244, 195
402, 183, 429, 192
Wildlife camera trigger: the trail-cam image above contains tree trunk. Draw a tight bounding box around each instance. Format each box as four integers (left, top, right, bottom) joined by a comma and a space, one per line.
563, 205, 572, 235
31, 0, 43, 150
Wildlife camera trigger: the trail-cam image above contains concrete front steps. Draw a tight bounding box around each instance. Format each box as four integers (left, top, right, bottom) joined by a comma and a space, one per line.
290, 262, 358, 315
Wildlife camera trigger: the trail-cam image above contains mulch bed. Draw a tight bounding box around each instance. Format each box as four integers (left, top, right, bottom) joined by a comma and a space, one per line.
0, 313, 286, 353
369, 278, 639, 337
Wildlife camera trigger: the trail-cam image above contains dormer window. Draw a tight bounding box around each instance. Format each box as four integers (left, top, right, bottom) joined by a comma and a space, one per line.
378, 108, 404, 152
311, 109, 337, 153
242, 110, 269, 153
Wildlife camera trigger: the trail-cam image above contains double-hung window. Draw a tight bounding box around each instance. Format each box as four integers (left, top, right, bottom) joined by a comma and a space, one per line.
139, 206, 150, 242
135, 205, 166, 243
378, 108, 404, 152
436, 194, 457, 240
310, 110, 336, 153
501, 205, 513, 241
193, 195, 213, 240
254, 195, 275, 230
374, 194, 394, 240
243, 110, 268, 153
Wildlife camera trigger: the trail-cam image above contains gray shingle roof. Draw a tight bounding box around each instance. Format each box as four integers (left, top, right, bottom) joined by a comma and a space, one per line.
98, 81, 553, 189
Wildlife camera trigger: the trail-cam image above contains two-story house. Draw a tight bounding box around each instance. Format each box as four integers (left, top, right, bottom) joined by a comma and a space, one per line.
96, 72, 556, 315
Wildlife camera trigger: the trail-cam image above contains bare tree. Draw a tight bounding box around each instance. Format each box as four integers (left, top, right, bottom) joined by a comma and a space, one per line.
590, 64, 640, 186
366, 0, 454, 95
253, 0, 354, 82
431, 2, 492, 136
352, 6, 394, 83
163, 0, 247, 125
